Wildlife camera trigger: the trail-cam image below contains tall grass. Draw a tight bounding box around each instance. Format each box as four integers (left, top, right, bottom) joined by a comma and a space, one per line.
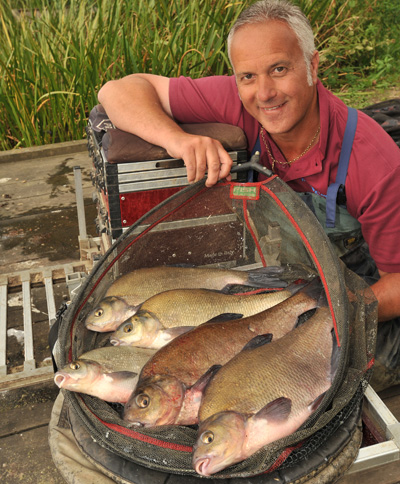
1, 0, 399, 150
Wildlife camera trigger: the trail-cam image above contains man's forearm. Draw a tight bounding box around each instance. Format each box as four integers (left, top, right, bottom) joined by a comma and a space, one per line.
371, 271, 400, 322
98, 74, 182, 148
97, 74, 233, 186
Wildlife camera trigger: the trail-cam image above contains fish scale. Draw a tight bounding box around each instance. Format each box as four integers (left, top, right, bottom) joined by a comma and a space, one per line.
199, 307, 334, 421
123, 280, 321, 426
192, 307, 336, 476
86, 265, 287, 332
105, 266, 286, 306
139, 288, 292, 328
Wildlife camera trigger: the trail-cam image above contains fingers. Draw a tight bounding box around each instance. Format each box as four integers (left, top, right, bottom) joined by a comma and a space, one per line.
182, 136, 233, 187
166, 133, 234, 187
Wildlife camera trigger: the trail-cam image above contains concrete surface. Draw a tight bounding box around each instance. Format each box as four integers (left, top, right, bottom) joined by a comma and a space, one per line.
0, 141, 97, 275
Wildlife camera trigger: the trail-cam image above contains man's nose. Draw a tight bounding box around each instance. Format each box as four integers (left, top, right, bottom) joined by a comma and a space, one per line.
257, 76, 277, 102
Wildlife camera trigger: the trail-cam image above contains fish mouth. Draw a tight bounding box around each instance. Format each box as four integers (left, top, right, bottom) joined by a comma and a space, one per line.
126, 421, 144, 428
194, 457, 211, 476
54, 374, 65, 388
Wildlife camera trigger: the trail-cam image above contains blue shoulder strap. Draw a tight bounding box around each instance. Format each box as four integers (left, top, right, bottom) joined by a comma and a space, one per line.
325, 107, 358, 228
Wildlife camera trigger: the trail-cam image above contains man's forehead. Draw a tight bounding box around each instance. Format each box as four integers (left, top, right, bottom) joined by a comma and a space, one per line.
230, 21, 303, 69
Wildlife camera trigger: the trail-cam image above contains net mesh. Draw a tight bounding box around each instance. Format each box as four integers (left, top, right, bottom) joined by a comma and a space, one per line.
58, 174, 377, 479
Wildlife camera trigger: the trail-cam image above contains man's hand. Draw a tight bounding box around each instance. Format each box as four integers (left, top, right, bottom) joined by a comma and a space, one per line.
164, 131, 233, 187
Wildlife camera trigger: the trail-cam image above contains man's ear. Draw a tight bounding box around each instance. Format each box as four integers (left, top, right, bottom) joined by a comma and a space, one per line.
310, 50, 319, 85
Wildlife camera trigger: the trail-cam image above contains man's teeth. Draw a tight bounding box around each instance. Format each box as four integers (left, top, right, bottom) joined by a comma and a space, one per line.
263, 104, 283, 111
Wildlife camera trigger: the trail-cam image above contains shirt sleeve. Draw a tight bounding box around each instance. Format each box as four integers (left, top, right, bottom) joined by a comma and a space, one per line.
169, 75, 244, 126
346, 113, 400, 272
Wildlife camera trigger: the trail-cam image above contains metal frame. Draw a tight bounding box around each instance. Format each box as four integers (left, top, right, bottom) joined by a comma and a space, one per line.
348, 385, 400, 473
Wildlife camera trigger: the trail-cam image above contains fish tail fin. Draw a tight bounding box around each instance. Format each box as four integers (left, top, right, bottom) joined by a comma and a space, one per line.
285, 278, 314, 296
300, 277, 323, 302
245, 266, 288, 289
316, 290, 328, 308
308, 392, 326, 413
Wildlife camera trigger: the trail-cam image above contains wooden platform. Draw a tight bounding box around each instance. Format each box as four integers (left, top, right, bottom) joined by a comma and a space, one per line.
0, 142, 96, 482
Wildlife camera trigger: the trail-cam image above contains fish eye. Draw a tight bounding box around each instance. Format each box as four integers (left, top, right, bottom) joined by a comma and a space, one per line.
201, 430, 214, 444
94, 308, 104, 317
123, 323, 133, 333
70, 362, 80, 370
135, 393, 150, 408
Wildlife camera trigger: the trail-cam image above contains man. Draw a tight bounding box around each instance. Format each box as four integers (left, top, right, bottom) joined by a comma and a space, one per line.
98, 0, 400, 388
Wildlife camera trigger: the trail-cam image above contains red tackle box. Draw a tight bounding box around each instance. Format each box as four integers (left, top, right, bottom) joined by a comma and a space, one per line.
86, 105, 249, 242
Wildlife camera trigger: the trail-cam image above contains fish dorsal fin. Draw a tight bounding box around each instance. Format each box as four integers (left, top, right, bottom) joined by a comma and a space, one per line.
242, 333, 273, 351
256, 397, 292, 423
190, 365, 222, 395
203, 313, 243, 324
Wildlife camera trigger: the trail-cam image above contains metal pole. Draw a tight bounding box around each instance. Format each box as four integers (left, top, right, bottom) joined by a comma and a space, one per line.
73, 165, 88, 240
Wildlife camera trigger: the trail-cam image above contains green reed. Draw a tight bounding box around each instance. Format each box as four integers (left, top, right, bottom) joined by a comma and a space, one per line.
1, 0, 398, 150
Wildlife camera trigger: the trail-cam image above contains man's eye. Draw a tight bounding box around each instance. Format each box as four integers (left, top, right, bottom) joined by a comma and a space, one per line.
243, 74, 253, 81
273, 66, 287, 75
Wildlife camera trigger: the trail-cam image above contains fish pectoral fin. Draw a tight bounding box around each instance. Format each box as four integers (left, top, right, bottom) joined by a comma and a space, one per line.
256, 397, 292, 423
242, 333, 273, 351
203, 313, 243, 324
308, 392, 326, 413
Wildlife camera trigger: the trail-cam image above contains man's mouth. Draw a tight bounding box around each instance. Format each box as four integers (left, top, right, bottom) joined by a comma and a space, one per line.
260, 102, 286, 112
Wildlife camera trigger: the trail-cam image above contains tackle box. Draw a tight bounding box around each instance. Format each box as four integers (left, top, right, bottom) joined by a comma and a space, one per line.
86, 105, 249, 244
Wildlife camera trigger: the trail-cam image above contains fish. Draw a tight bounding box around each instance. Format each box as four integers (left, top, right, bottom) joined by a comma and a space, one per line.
122, 279, 322, 427
109, 311, 195, 349
53, 346, 156, 403
54, 359, 138, 403
110, 286, 297, 349
78, 345, 156, 372
84, 265, 286, 332
192, 306, 338, 476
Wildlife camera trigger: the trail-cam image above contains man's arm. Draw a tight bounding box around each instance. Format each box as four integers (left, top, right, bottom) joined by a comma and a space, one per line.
98, 74, 233, 187
371, 271, 400, 322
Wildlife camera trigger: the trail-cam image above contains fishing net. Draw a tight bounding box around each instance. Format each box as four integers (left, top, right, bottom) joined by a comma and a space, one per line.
56, 172, 377, 480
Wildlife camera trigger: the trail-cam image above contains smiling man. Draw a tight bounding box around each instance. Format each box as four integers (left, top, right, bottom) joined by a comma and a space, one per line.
98, 0, 400, 390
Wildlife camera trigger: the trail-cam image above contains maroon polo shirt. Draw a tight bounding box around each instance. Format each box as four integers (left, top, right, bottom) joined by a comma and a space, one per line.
170, 76, 400, 272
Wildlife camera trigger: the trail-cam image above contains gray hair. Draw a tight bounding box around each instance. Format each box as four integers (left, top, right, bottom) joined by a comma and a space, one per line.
227, 0, 316, 84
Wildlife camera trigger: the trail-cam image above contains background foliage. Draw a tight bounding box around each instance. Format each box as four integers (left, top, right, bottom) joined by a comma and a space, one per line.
1, 0, 399, 150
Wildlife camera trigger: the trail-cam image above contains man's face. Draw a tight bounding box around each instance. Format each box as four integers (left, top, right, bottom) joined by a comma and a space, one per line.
230, 20, 319, 137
